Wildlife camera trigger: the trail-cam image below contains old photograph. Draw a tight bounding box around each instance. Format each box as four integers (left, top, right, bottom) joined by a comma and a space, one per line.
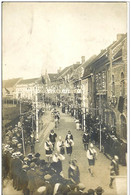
2, 2, 128, 195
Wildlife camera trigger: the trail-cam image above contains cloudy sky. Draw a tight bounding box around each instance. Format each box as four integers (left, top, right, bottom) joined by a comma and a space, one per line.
2, 2, 127, 80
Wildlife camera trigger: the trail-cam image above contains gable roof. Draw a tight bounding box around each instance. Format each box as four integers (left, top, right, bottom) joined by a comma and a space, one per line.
57, 63, 81, 80
57, 65, 72, 79
17, 78, 40, 85
3, 78, 22, 88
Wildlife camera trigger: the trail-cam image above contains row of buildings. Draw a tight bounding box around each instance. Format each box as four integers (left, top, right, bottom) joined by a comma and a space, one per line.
3, 33, 127, 142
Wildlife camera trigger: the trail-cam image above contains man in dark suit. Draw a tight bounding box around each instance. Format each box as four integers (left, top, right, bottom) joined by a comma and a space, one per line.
20, 165, 29, 195
49, 130, 57, 150
27, 162, 38, 195
65, 131, 73, 141
44, 174, 54, 195
82, 131, 90, 151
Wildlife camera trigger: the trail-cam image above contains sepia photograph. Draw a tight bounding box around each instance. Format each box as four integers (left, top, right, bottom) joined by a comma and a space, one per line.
2, 2, 128, 195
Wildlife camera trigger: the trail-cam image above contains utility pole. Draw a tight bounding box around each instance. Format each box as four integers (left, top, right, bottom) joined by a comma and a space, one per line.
20, 99, 21, 115
20, 110, 25, 156
99, 94, 102, 152
82, 83, 86, 132
21, 126, 25, 156
32, 114, 34, 131
35, 83, 39, 142
109, 48, 113, 95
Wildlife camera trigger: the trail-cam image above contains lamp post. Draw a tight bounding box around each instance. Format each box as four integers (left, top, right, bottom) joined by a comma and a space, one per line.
21, 125, 26, 156
32, 113, 34, 132
19, 104, 26, 156
20, 98, 22, 115
99, 94, 102, 152
82, 83, 86, 132
35, 82, 39, 142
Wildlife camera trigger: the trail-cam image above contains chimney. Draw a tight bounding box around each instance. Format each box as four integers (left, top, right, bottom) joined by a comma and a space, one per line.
81, 56, 85, 64
76, 61, 80, 65
117, 34, 125, 41
45, 69, 48, 76
57, 67, 62, 74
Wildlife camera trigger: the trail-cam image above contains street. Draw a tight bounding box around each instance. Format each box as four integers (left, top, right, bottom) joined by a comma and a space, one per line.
35, 108, 127, 195
3, 108, 127, 195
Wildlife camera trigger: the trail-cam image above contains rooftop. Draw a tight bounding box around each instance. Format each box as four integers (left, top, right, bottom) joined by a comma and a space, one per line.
3, 78, 22, 88
17, 78, 40, 85
48, 73, 58, 82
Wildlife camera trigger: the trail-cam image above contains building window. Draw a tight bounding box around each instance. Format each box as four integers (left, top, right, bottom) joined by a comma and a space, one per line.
121, 115, 127, 140
111, 112, 116, 127
120, 72, 125, 96
112, 75, 115, 96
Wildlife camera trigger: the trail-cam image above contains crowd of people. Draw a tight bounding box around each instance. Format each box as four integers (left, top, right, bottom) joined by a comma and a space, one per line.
60, 102, 127, 166
2, 102, 121, 195
3, 129, 105, 195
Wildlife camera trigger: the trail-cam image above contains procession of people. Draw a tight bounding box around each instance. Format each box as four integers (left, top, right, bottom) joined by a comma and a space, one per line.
2, 103, 122, 195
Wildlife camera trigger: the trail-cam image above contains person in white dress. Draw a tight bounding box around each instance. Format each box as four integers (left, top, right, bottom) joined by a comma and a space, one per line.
87, 143, 97, 176
65, 138, 74, 156
56, 136, 65, 155
44, 137, 53, 162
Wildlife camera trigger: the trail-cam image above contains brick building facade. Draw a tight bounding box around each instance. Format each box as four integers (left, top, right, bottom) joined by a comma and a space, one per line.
82, 34, 127, 141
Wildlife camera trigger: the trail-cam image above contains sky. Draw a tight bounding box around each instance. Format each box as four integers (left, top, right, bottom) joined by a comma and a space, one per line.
2, 2, 127, 80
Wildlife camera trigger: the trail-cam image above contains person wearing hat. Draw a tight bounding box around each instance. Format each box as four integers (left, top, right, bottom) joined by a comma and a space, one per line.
34, 166, 45, 190
68, 160, 80, 185
44, 174, 54, 195
34, 152, 40, 165
3, 146, 12, 180
27, 162, 37, 195
54, 114, 59, 129
17, 143, 23, 153
7, 147, 14, 178
77, 183, 85, 194
12, 137, 19, 151
95, 186, 104, 195
44, 137, 53, 162
65, 137, 74, 157
76, 120, 80, 131
109, 155, 119, 189
10, 152, 23, 190
57, 111, 60, 124
10, 153, 18, 189
20, 165, 29, 195
7, 147, 14, 179
82, 131, 90, 151
87, 143, 97, 177
53, 183, 61, 195
33, 186, 47, 195
51, 153, 65, 175
65, 131, 73, 141
2, 149, 7, 180
14, 153, 23, 191
23, 157, 30, 164
30, 131, 35, 154
56, 136, 65, 155
87, 189, 95, 195
49, 130, 57, 150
